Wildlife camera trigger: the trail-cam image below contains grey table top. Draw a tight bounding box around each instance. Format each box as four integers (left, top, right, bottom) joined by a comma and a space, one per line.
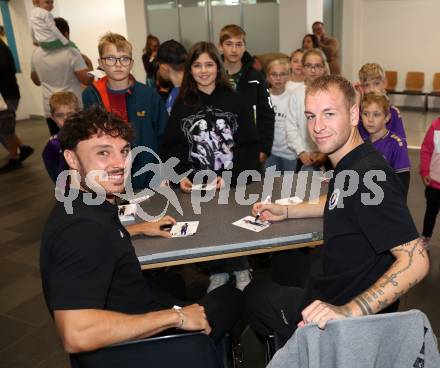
132, 175, 326, 266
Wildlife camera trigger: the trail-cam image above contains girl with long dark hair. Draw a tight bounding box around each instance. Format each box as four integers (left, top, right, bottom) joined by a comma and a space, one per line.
161, 41, 259, 292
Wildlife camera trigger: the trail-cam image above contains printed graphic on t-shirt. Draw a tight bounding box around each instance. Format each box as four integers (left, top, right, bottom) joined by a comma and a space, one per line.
273, 104, 287, 128
181, 106, 238, 172
434, 130, 440, 154
328, 188, 340, 210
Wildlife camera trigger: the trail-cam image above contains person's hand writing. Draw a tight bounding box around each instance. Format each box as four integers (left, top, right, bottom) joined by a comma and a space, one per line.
252, 203, 287, 222
215, 176, 225, 190
299, 151, 314, 166
180, 177, 193, 193
311, 152, 327, 167
259, 152, 268, 164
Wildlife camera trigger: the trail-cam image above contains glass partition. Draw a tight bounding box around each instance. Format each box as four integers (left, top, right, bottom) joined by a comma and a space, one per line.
179, 0, 209, 49
145, 0, 279, 53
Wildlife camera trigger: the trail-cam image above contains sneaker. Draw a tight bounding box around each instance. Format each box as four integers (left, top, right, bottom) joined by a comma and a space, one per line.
207, 272, 230, 293
19, 145, 34, 162
234, 269, 252, 291
0, 159, 23, 173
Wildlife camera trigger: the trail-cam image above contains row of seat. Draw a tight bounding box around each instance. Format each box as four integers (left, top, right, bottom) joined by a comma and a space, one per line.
385, 71, 440, 111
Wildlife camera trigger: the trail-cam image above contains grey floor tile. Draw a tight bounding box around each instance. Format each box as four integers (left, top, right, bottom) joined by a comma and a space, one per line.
0, 259, 36, 290
0, 320, 63, 368
0, 244, 21, 258
0, 275, 42, 314
0, 315, 34, 354
4, 230, 45, 250
0, 209, 39, 230
0, 229, 21, 245
34, 350, 70, 368
5, 242, 40, 269
6, 293, 50, 328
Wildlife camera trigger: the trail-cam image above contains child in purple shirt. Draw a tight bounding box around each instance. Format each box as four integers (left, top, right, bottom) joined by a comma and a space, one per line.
42, 92, 78, 183
357, 63, 406, 140
361, 92, 410, 198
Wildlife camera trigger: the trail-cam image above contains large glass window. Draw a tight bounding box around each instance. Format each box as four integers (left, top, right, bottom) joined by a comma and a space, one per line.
145, 0, 179, 45
179, 0, 209, 49
145, 0, 279, 54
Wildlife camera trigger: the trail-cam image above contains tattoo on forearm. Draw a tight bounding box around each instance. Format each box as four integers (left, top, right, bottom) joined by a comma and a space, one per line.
351, 239, 423, 316
393, 280, 418, 301
339, 305, 353, 318
379, 238, 421, 289
377, 299, 389, 310
354, 295, 373, 315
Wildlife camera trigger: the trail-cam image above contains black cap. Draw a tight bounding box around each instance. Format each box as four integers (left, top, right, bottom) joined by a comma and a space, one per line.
157, 39, 187, 66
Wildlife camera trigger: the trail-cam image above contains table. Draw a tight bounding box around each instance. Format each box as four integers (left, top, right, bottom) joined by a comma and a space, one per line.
132, 175, 325, 269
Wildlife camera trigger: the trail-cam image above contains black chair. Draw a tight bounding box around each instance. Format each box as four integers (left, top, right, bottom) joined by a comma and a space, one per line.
71, 331, 227, 368
265, 333, 282, 364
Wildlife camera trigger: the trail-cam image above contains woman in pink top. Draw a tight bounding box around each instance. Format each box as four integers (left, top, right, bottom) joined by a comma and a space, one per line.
420, 117, 440, 248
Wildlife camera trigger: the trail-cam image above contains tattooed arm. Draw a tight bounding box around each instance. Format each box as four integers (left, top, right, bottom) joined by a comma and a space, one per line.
299, 238, 429, 329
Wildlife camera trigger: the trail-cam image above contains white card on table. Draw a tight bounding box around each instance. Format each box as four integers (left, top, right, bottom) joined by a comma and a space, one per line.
168, 221, 199, 237
232, 216, 270, 232
192, 183, 217, 191
275, 196, 303, 205
129, 194, 150, 204
118, 203, 137, 223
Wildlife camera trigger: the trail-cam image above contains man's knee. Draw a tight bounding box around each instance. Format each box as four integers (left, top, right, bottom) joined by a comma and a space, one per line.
244, 280, 275, 316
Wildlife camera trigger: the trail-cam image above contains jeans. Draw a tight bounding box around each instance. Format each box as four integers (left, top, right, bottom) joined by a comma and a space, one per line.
265, 154, 297, 174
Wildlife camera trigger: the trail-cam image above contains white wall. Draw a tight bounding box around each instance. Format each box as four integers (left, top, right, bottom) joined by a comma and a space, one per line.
342, 0, 440, 109
57, 0, 127, 73
279, 0, 323, 55
124, 0, 147, 82
7, 0, 157, 119
306, 0, 323, 33
8, 0, 45, 119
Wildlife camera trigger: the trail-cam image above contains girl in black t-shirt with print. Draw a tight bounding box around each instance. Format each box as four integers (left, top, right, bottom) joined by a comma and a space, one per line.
160, 41, 259, 293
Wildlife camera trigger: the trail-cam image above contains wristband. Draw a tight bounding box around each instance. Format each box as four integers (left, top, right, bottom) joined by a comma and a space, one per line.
173, 306, 184, 328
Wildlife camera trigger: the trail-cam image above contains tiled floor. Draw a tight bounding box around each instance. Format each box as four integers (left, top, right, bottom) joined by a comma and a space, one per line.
0, 111, 439, 368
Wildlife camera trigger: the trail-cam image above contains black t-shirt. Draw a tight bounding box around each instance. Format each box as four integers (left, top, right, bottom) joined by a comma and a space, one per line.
40, 193, 173, 315
0, 40, 20, 99
303, 142, 419, 307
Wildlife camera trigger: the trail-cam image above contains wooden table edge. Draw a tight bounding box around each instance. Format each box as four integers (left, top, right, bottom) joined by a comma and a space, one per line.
140, 240, 323, 270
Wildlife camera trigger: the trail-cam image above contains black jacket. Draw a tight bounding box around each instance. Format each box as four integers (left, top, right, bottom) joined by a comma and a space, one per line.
0, 40, 20, 100
231, 52, 274, 156
160, 86, 259, 184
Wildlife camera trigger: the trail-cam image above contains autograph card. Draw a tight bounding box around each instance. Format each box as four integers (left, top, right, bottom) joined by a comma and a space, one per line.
118, 203, 137, 223
233, 216, 270, 233
275, 196, 303, 205
192, 183, 217, 191
166, 221, 199, 238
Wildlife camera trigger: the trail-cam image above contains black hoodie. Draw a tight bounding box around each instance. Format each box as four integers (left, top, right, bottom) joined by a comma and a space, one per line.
160, 86, 259, 184
224, 51, 275, 157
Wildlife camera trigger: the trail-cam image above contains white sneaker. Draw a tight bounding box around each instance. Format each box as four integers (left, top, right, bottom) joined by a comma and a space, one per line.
234, 269, 252, 291
207, 272, 230, 293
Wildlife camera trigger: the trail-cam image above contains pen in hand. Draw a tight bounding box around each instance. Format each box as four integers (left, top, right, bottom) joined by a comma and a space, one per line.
255, 195, 271, 222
